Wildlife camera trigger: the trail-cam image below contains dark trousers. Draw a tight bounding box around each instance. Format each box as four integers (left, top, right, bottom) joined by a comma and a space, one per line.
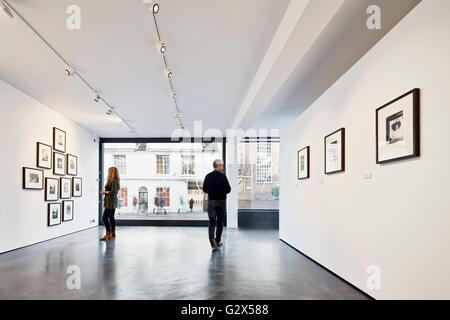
207, 200, 225, 245
102, 208, 116, 232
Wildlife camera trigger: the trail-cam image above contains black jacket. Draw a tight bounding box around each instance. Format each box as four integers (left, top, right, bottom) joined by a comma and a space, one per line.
203, 170, 231, 200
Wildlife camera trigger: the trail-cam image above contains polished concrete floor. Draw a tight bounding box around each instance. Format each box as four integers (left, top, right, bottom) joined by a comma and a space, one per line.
0, 227, 368, 300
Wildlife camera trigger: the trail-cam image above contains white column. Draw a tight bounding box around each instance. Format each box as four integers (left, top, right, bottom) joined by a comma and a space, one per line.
226, 140, 238, 229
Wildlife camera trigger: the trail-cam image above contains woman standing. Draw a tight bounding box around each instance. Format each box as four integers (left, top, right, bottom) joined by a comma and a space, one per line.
100, 167, 120, 241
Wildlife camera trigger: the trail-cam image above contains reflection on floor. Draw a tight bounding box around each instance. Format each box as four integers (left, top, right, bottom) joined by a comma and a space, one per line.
116, 211, 208, 220
0, 227, 369, 300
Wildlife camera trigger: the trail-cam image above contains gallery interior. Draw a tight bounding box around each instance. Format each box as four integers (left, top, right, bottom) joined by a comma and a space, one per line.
0, 0, 449, 301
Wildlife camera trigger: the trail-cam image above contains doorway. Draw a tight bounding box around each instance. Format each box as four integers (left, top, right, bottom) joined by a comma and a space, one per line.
138, 187, 148, 213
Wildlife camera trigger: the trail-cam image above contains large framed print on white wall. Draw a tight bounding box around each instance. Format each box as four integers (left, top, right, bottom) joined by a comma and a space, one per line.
297, 146, 310, 180
324, 128, 345, 174
376, 88, 420, 164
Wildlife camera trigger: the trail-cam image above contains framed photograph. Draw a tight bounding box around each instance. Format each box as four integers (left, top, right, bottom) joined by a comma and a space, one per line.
53, 127, 66, 153
324, 128, 345, 174
37, 142, 52, 169
45, 178, 59, 201
60, 177, 71, 199
48, 203, 61, 226
72, 177, 82, 197
23, 167, 44, 190
62, 200, 74, 222
53, 152, 65, 176
376, 88, 420, 164
297, 146, 310, 180
67, 154, 78, 176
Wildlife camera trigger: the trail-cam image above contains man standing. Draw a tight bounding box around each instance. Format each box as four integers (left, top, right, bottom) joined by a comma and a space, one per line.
203, 159, 231, 250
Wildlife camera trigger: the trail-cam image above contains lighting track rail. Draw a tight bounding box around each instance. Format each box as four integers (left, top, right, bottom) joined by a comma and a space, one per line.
2, 0, 138, 136
145, 1, 185, 130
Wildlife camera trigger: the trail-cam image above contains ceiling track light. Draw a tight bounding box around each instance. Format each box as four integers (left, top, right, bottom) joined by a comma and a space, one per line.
143, 0, 159, 14
106, 108, 114, 116
157, 41, 166, 54
93, 91, 100, 103
152, 3, 159, 14
145, 0, 185, 131
65, 66, 75, 76
2, 1, 137, 136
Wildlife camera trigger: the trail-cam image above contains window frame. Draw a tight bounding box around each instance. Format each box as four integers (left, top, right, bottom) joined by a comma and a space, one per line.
113, 154, 127, 175
237, 137, 280, 212
156, 154, 170, 175
181, 155, 195, 175
155, 187, 170, 207
98, 137, 227, 226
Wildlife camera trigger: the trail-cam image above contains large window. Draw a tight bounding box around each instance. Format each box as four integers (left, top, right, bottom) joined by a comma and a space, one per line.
156, 187, 170, 207
237, 140, 279, 210
102, 141, 223, 221
182, 155, 195, 175
156, 155, 170, 175
113, 155, 127, 174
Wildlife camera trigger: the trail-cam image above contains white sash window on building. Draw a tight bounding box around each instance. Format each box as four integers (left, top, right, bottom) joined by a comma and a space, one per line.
156, 155, 170, 175
113, 154, 127, 174
181, 155, 195, 175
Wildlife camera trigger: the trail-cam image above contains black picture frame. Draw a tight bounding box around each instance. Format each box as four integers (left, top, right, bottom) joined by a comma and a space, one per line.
297, 146, 310, 180
36, 142, 52, 169
324, 128, 345, 174
45, 177, 59, 201
53, 152, 66, 176
60, 177, 72, 199
72, 177, 82, 197
376, 88, 420, 164
62, 200, 74, 222
22, 167, 44, 190
66, 154, 78, 176
48, 203, 62, 227
53, 127, 66, 153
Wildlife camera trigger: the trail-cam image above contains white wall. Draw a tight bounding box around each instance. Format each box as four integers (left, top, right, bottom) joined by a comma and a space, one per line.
279, 0, 450, 300
0, 79, 99, 253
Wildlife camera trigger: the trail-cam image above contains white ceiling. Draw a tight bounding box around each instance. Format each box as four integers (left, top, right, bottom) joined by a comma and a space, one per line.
233, 0, 422, 130
0, 0, 421, 138
0, 0, 290, 137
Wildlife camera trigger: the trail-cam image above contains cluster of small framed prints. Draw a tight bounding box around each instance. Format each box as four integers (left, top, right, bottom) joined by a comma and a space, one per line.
297, 88, 420, 179
22, 127, 83, 226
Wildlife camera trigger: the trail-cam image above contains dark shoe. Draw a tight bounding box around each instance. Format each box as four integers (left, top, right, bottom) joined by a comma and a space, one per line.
111, 231, 116, 238
216, 241, 222, 247
100, 232, 111, 241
